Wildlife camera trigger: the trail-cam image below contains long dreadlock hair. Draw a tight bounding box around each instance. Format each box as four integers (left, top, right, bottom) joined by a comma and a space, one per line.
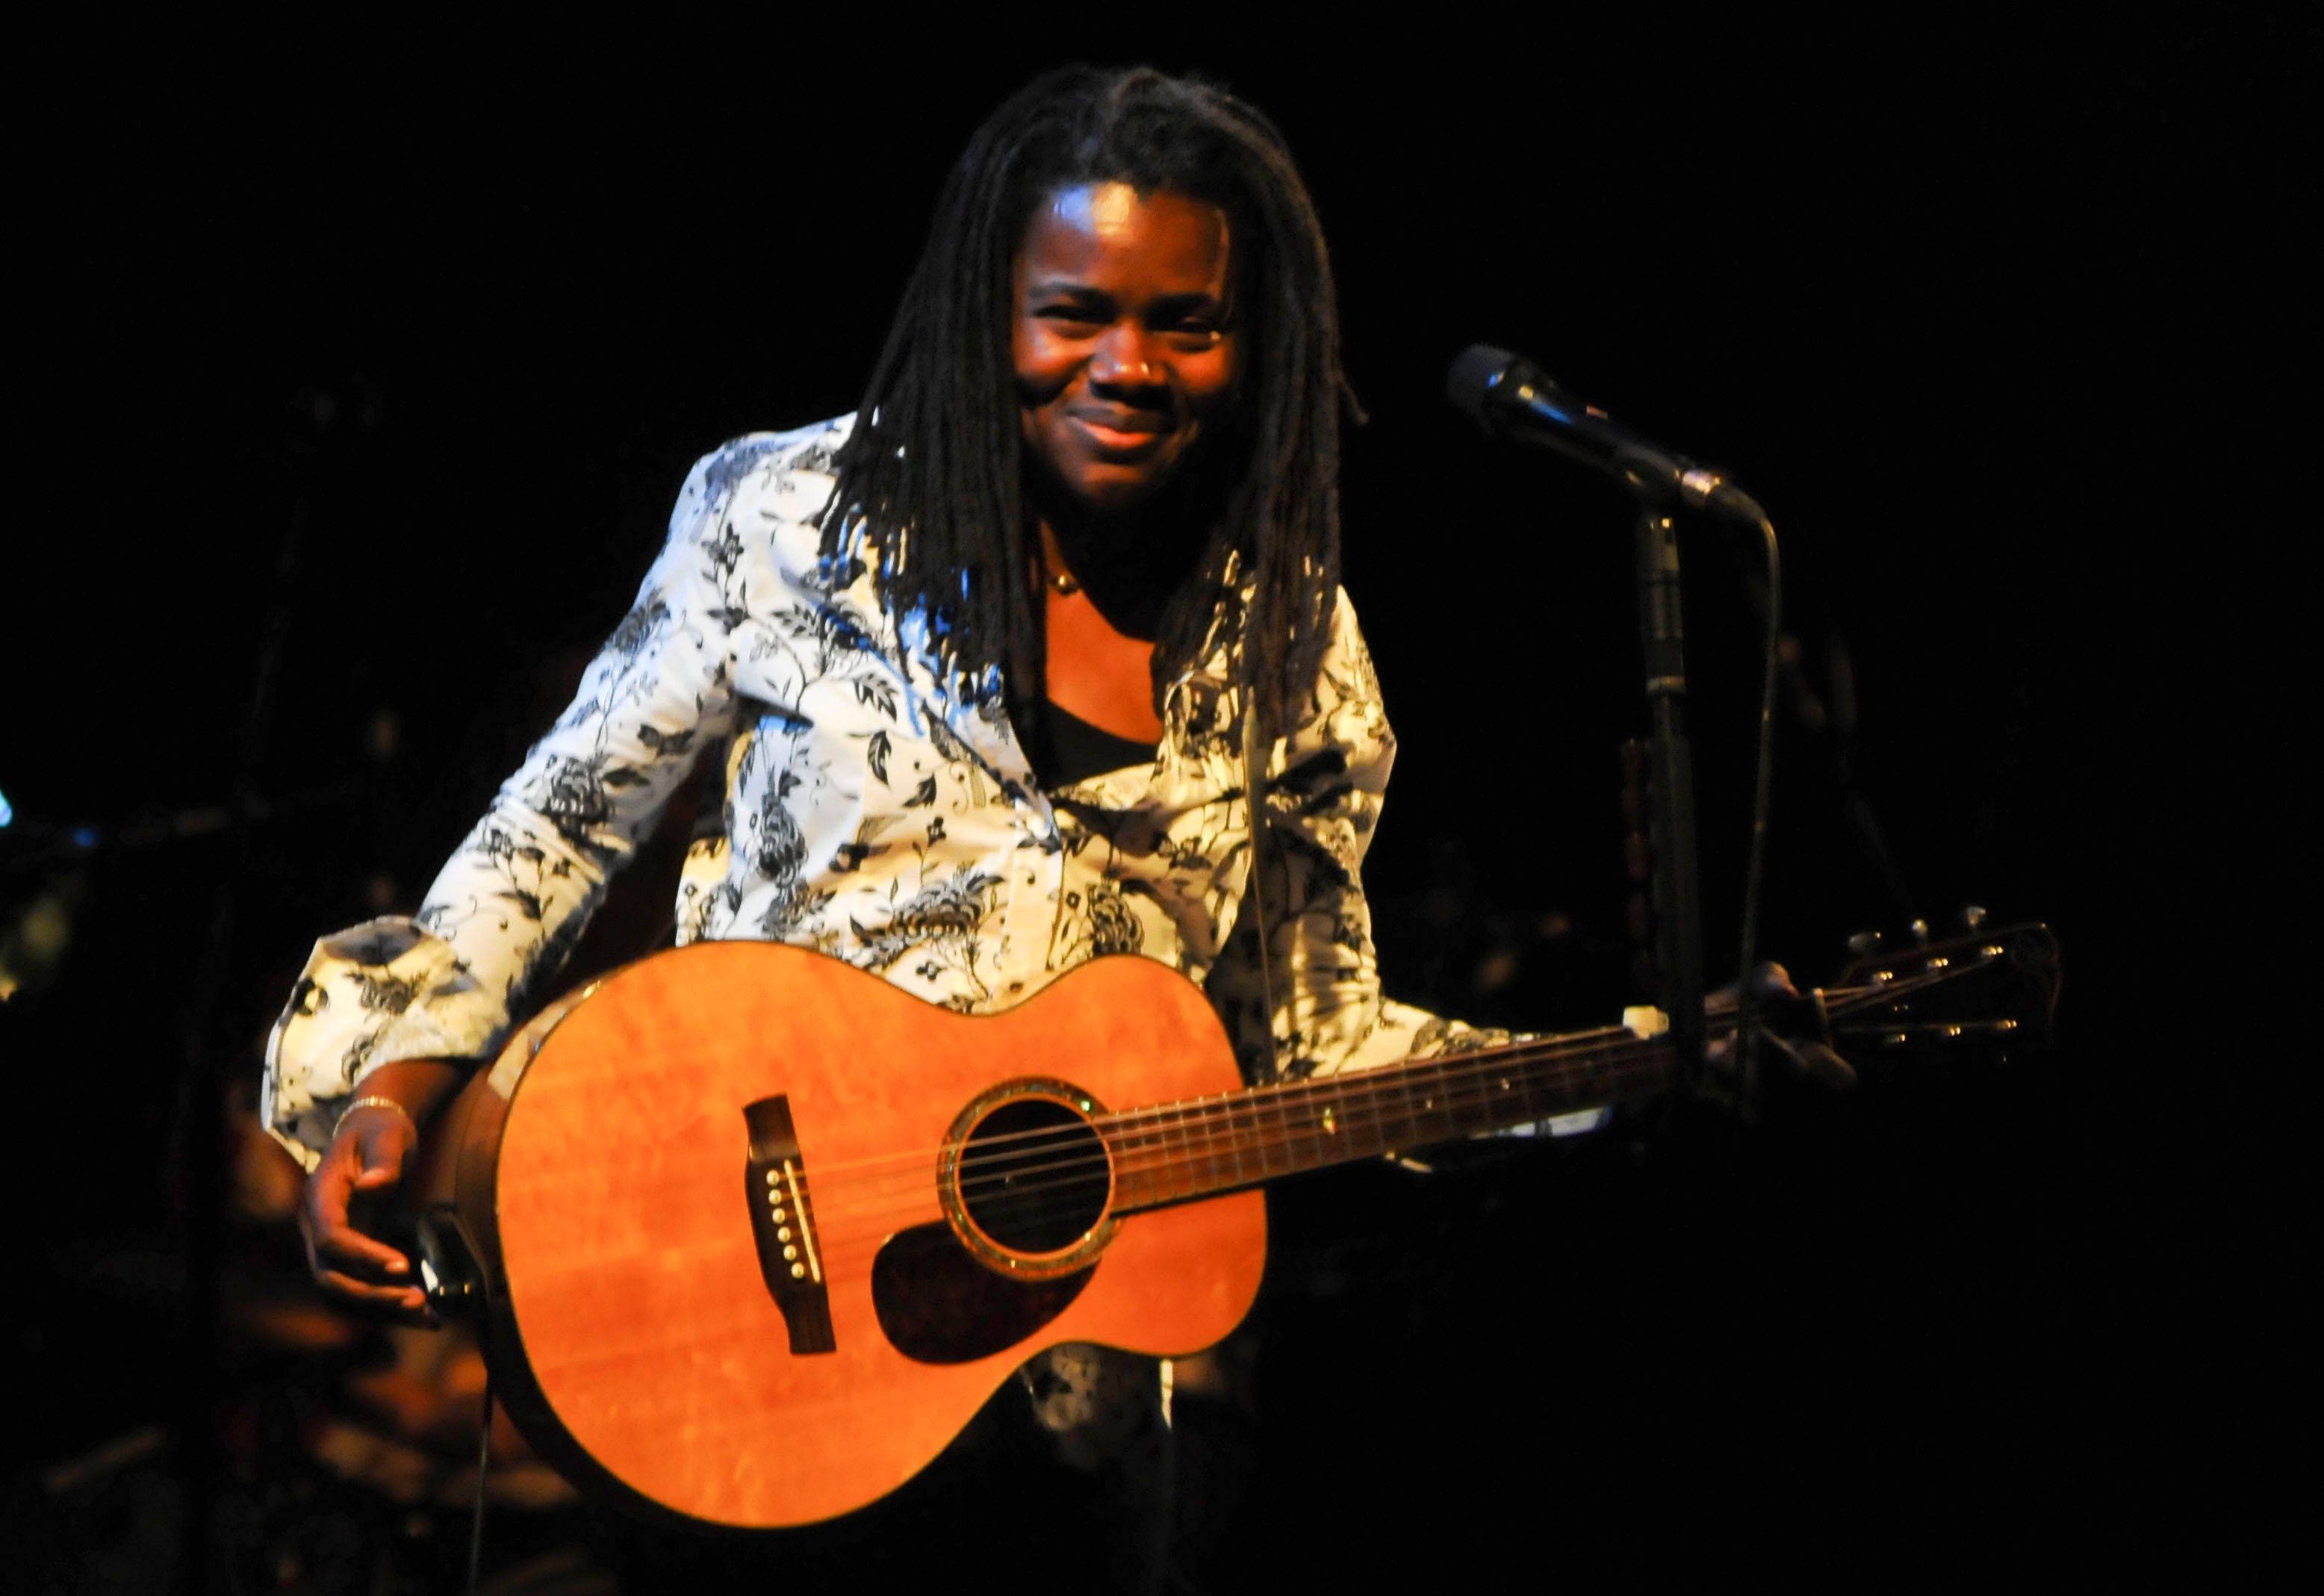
818, 65, 1352, 756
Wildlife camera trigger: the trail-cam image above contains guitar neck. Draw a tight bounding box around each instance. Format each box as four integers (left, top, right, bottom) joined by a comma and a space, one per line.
1104, 1026, 1677, 1212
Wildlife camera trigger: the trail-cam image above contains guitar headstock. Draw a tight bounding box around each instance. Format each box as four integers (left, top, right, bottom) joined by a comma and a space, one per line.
1818, 918, 2061, 1068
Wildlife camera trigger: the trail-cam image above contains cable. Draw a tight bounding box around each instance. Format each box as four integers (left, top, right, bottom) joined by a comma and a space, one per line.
467, 1360, 493, 1595
1733, 510, 1783, 1093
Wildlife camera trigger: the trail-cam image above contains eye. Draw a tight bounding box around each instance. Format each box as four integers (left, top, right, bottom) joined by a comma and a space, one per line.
1033, 298, 1106, 331
1153, 300, 1229, 347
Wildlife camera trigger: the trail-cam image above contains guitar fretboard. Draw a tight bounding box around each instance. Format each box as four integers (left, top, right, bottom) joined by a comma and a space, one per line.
1100, 1028, 1677, 1211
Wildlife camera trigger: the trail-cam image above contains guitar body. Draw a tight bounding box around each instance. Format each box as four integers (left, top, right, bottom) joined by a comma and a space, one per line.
429, 942, 1265, 1530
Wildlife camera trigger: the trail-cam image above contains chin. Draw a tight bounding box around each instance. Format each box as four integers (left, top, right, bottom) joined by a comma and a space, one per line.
1063, 462, 1171, 517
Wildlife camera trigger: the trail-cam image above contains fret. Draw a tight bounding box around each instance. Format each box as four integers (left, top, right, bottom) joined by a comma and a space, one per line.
1112, 1107, 1148, 1208
1165, 1098, 1196, 1202
1243, 1085, 1274, 1185
1514, 1045, 1557, 1125
1396, 1055, 1448, 1146
1175, 1092, 1204, 1195
1264, 1078, 1301, 1180
1500, 1041, 1573, 1130
1304, 1080, 1348, 1173
1155, 1101, 1190, 1205
1270, 1072, 1301, 1180
1489, 1046, 1552, 1131
1420, 1058, 1454, 1141
1107, 1030, 1680, 1214
1196, 1090, 1232, 1193
1235, 1087, 1272, 1188
1215, 1090, 1248, 1191
1390, 1040, 1420, 1158
1237, 1087, 1267, 1186
1110, 1107, 1155, 1211
1222, 1093, 1249, 1186
1138, 1096, 1176, 1203
1271, 1081, 1312, 1179
1169, 1090, 1228, 1202
1474, 1055, 1526, 1131
1349, 1062, 1388, 1161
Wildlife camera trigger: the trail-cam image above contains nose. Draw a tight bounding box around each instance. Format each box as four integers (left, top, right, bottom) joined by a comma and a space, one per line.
1088, 324, 1158, 388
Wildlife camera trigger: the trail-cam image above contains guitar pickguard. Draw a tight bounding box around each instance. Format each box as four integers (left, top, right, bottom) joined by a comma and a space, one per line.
871, 1222, 1096, 1364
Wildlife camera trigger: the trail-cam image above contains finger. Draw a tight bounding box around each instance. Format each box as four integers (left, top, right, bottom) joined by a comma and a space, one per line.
313, 1267, 432, 1317
314, 1220, 411, 1276
300, 1149, 361, 1238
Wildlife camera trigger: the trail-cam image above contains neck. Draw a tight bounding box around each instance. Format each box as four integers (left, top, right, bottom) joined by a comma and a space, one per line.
1102, 1026, 1678, 1214
1028, 478, 1212, 642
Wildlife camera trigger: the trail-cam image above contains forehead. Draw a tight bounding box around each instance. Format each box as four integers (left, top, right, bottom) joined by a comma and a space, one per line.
1017, 181, 1233, 290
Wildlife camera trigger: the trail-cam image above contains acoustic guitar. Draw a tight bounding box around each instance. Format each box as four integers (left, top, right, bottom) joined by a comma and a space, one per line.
410, 923, 2058, 1530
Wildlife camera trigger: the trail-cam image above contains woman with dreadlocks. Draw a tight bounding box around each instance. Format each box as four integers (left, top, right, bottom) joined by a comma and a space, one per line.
265, 64, 1540, 1586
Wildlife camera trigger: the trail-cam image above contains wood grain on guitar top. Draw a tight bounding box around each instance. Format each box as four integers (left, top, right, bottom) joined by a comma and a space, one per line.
438, 943, 1267, 1530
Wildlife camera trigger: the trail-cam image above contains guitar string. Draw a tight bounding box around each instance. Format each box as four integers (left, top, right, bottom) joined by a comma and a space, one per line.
717, 957, 1951, 1194
749, 962, 1948, 1212
594, 1031, 1659, 1278
728, 963, 1959, 1260
793, 928, 2003, 1262
791, 1043, 1689, 1261
624, 961, 1979, 1270
790, 1059, 1700, 1282
727, 1028, 1656, 1249
795, 1046, 1691, 1275
754, 1018, 1649, 1196
754, 1016, 1638, 1185
794, 1038, 1669, 1241
801, 947, 1995, 1266
743, 961, 1942, 1245
895, 1039, 1656, 1215
796, 1023, 1656, 1214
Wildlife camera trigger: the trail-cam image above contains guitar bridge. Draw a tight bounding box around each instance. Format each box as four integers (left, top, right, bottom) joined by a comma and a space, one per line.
743, 1095, 836, 1355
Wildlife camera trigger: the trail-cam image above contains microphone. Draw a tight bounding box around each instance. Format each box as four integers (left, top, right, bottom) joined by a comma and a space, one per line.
1445, 345, 1765, 521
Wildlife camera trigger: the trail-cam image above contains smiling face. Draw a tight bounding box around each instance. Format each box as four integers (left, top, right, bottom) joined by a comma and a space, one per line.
1013, 181, 1243, 520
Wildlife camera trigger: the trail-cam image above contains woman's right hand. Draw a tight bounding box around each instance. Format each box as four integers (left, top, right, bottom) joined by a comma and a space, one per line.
296, 1059, 462, 1318
299, 1100, 430, 1317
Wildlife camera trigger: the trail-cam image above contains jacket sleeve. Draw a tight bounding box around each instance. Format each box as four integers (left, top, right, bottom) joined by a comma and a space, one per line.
1205, 589, 1517, 1082
1212, 594, 1610, 1138
259, 441, 755, 1169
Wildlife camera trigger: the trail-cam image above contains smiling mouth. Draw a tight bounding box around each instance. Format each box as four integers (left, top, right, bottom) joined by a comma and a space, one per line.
1069, 414, 1172, 455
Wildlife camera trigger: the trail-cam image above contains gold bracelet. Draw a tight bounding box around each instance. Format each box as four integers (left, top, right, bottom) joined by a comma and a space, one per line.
342, 1094, 415, 1131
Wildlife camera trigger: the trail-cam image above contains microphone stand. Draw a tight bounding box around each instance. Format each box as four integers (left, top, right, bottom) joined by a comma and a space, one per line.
1633, 510, 1706, 1093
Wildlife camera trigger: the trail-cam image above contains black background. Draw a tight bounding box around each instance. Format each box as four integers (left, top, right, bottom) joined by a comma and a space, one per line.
4, 12, 2311, 1586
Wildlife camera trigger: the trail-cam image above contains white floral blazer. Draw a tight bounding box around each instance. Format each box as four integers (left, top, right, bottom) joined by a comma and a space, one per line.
263, 416, 1547, 1170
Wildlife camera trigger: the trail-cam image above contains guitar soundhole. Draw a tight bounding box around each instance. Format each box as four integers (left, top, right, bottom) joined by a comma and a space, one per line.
958, 1099, 1110, 1253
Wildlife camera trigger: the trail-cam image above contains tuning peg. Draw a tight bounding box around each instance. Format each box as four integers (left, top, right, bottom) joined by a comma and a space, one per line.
1908, 919, 1930, 946
1961, 904, 1989, 931
1846, 930, 1883, 958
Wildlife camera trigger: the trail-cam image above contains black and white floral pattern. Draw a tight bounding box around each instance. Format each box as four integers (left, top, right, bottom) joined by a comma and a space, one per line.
263, 417, 1516, 1169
